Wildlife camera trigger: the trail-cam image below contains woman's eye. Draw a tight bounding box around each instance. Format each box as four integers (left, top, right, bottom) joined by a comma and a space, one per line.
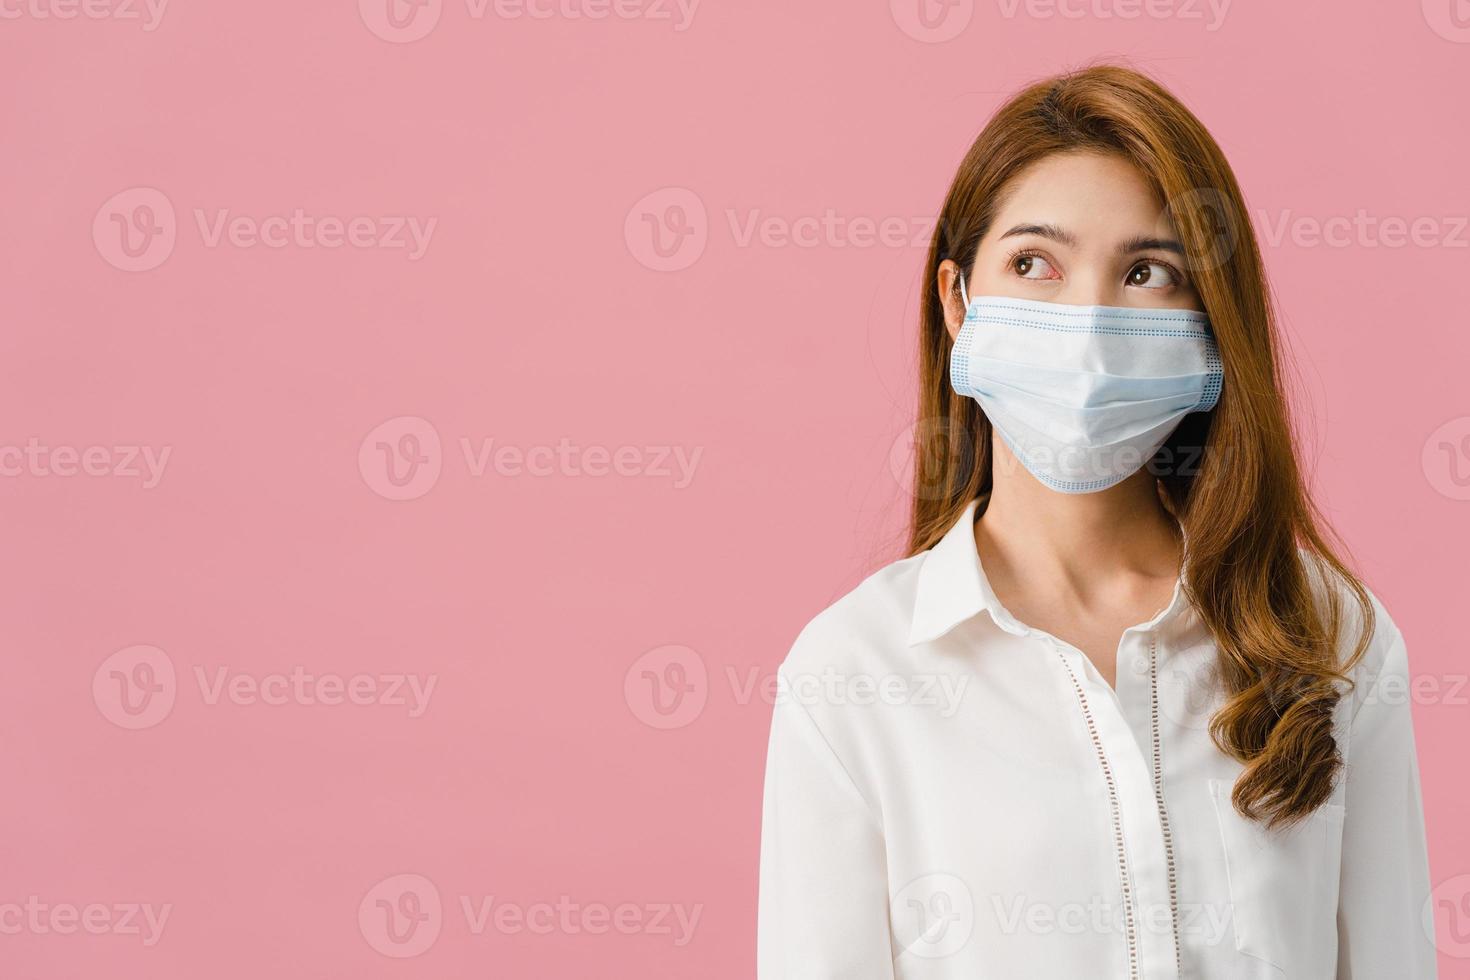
1012, 253, 1058, 279
1127, 260, 1177, 289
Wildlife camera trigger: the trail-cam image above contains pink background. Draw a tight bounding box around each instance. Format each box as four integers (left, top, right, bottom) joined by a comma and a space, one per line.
2, 0, 1468, 976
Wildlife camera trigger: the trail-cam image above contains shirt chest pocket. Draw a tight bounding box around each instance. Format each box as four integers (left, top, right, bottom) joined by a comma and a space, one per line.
1207, 778, 1346, 979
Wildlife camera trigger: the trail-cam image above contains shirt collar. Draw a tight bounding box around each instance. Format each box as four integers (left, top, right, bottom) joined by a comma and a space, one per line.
906, 496, 1195, 648
908, 498, 995, 647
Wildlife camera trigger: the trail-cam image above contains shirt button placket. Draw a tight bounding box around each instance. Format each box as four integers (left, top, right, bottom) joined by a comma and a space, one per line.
1049, 630, 1182, 980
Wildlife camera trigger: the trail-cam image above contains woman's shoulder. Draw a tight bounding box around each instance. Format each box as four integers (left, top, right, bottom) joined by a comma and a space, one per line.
1298, 546, 1408, 710
778, 550, 930, 681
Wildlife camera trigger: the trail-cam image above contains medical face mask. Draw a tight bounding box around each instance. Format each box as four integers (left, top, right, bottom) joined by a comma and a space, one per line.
950, 274, 1223, 494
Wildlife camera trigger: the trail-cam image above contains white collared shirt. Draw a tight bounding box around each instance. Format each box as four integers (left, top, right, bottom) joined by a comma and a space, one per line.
757, 499, 1435, 979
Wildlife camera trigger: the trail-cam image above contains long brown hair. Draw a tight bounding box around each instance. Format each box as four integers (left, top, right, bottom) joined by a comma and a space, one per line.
909, 64, 1374, 827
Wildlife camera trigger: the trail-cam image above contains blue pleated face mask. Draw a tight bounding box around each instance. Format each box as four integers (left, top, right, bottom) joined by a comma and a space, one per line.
950, 273, 1223, 493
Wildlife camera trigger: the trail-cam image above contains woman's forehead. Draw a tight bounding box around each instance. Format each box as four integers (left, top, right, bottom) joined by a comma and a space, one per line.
988, 151, 1176, 244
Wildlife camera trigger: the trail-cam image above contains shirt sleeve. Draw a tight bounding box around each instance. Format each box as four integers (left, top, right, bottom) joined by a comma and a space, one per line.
1336, 628, 1438, 978
757, 670, 896, 980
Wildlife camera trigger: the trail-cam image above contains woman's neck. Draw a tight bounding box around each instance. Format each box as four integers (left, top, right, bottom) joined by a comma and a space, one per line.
976, 438, 1184, 588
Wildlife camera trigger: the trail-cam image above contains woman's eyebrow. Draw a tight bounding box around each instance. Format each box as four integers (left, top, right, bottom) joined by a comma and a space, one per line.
997, 224, 1185, 255
998, 223, 1078, 246
1118, 234, 1185, 255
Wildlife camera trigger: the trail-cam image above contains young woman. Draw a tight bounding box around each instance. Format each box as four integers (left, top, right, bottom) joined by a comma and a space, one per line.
757, 66, 1435, 979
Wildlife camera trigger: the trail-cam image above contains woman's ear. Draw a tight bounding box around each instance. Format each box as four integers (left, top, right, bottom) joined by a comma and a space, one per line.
937, 259, 967, 341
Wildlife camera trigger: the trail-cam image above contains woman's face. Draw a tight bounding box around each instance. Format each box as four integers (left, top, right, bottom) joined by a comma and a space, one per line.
940, 150, 1203, 339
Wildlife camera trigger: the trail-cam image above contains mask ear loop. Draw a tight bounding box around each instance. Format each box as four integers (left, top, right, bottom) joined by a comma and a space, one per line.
957, 269, 971, 309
